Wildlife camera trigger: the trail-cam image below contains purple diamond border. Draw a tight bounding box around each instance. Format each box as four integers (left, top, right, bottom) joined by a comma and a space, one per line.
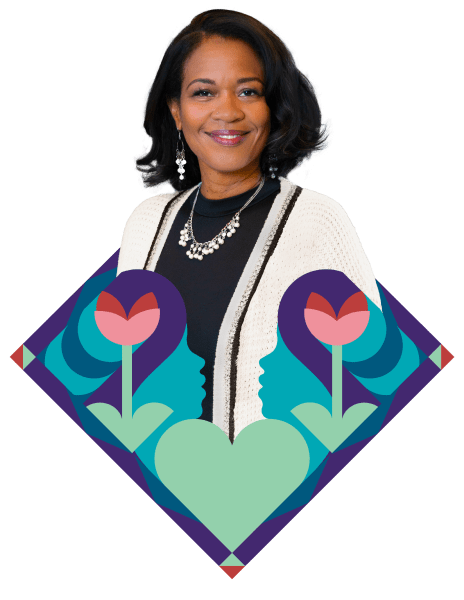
15, 254, 450, 570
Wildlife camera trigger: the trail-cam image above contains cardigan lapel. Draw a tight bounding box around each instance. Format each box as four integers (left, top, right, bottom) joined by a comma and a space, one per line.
144, 185, 197, 272
212, 178, 303, 440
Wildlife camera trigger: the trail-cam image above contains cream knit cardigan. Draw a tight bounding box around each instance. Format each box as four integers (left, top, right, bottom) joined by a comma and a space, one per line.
117, 177, 382, 442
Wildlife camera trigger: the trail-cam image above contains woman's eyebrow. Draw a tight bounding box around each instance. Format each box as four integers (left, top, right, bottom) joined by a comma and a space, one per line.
186, 77, 264, 89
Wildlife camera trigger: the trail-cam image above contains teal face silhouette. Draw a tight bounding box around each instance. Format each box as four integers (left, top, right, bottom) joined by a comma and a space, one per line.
133, 325, 206, 478
132, 325, 205, 417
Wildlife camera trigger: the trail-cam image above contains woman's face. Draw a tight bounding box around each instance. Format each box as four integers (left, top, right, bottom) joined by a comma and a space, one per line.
169, 35, 271, 180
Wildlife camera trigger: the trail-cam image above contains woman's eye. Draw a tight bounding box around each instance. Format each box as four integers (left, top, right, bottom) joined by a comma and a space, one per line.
193, 89, 213, 97
240, 88, 260, 96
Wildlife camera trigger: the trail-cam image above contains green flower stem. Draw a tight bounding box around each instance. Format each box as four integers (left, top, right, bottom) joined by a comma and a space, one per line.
331, 344, 343, 421
122, 344, 133, 422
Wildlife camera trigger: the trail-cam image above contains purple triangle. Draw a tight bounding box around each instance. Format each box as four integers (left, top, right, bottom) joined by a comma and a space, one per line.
160, 506, 231, 565
383, 358, 439, 428
89, 250, 119, 279
378, 283, 440, 356
311, 437, 372, 500
89, 436, 154, 500
234, 506, 305, 565
24, 284, 84, 357
25, 358, 81, 425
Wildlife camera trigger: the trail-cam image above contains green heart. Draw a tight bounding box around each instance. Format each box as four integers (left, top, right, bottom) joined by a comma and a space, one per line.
154, 419, 309, 551
87, 402, 173, 453
291, 402, 377, 453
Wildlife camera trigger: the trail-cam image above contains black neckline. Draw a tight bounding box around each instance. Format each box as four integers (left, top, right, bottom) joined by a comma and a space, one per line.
188, 176, 281, 217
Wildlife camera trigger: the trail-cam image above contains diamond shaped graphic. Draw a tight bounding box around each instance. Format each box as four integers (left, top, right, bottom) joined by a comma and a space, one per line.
10, 250, 453, 577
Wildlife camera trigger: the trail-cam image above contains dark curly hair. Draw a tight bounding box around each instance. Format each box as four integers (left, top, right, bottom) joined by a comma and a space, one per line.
136, 9, 328, 191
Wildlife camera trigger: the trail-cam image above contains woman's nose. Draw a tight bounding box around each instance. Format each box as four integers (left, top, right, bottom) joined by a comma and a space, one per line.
212, 91, 245, 122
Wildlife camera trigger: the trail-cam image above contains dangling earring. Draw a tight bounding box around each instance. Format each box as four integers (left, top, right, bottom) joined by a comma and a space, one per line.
268, 153, 278, 178
175, 130, 186, 180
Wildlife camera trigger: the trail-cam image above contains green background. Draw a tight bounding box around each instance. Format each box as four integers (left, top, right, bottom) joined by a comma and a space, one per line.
0, 0, 463, 599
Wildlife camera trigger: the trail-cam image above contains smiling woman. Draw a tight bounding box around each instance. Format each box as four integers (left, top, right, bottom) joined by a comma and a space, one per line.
117, 9, 383, 442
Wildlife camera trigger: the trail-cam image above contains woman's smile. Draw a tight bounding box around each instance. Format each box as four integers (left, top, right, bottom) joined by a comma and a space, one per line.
206, 130, 250, 146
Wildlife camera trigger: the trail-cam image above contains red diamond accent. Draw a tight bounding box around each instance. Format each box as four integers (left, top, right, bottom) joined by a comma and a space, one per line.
10, 345, 23, 369
220, 566, 244, 579
441, 345, 454, 369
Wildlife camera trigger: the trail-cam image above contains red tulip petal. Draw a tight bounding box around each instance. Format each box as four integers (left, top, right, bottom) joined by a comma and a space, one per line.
96, 291, 127, 319
128, 292, 159, 319
337, 291, 368, 320
305, 292, 337, 319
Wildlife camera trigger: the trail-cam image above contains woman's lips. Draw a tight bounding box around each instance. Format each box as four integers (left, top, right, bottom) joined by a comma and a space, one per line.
207, 132, 249, 146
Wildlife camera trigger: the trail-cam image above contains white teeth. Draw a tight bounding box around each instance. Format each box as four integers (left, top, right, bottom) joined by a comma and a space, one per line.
214, 134, 241, 139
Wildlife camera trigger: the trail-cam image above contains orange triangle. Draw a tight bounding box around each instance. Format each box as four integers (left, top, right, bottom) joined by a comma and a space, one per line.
441, 345, 454, 369
220, 565, 244, 579
10, 345, 23, 369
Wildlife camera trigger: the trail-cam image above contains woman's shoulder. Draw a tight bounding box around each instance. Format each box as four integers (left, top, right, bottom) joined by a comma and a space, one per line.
117, 190, 184, 275
297, 183, 347, 211
283, 179, 382, 310
282, 179, 355, 231
120, 187, 192, 240
124, 190, 181, 225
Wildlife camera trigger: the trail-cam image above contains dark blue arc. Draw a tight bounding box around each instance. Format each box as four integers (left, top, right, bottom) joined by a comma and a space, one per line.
342, 285, 403, 378
61, 269, 122, 379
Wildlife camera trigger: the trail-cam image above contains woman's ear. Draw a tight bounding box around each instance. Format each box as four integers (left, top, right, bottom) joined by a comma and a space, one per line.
168, 99, 182, 130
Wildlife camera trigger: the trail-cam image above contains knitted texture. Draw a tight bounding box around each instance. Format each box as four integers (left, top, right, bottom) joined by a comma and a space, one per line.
117, 192, 173, 276
117, 178, 382, 439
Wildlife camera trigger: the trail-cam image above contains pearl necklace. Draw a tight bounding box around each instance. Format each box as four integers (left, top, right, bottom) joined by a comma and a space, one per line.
178, 177, 266, 261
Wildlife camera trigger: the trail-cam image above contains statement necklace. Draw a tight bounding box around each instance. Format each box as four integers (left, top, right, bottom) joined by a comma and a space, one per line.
178, 177, 266, 261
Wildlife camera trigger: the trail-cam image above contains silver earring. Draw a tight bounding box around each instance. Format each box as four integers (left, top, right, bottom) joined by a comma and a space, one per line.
175, 130, 186, 180
268, 154, 278, 178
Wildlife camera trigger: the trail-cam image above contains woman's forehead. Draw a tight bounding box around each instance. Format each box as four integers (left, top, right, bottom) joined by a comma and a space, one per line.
182, 36, 264, 84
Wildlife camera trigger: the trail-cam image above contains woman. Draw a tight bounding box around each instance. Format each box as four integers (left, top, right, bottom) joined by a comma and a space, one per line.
117, 9, 382, 442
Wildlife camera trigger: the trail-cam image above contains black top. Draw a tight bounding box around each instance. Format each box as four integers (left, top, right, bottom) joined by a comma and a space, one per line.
155, 177, 281, 422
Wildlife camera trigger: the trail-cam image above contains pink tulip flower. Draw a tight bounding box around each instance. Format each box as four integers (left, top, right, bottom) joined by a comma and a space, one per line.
95, 291, 160, 346
304, 291, 369, 346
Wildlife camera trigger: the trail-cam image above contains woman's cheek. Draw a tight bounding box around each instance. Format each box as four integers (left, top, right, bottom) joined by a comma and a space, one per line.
182, 99, 210, 122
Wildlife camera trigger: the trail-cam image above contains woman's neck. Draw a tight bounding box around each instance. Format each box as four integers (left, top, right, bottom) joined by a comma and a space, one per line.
198, 168, 263, 200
